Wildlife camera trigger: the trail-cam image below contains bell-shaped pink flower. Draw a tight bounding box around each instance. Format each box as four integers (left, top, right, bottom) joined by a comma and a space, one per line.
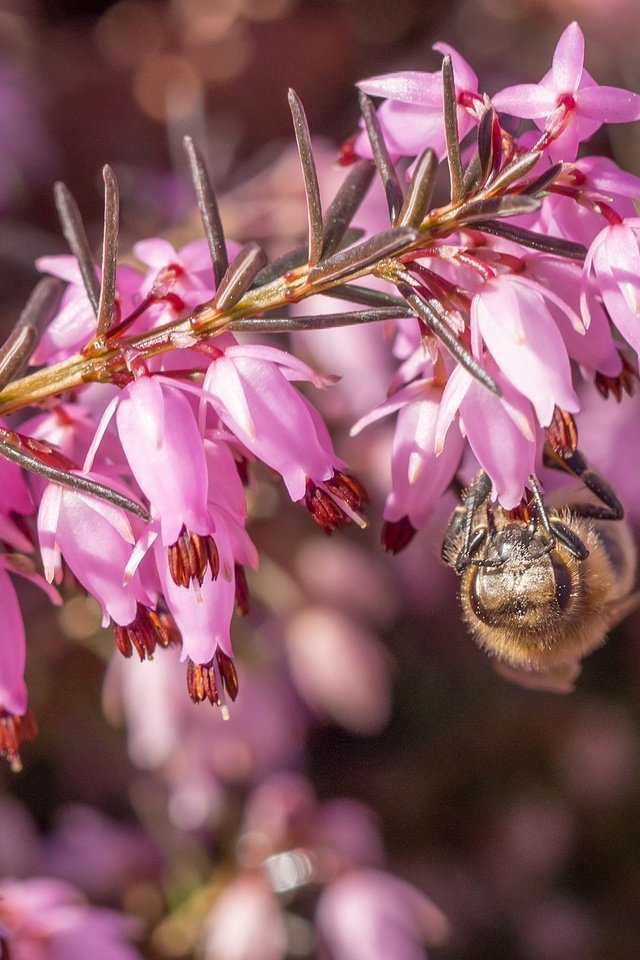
284, 605, 392, 735
116, 376, 212, 545
38, 481, 149, 628
0, 565, 27, 716
203, 345, 341, 502
437, 364, 539, 509
582, 218, 640, 359
154, 534, 236, 664
471, 275, 580, 427
316, 869, 449, 960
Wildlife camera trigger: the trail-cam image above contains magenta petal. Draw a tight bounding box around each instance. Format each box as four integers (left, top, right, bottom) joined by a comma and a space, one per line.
551, 21, 584, 92
117, 378, 211, 543
474, 279, 579, 426
578, 85, 640, 123
0, 567, 27, 714
491, 84, 556, 119
155, 540, 235, 662
357, 71, 443, 106
432, 42, 479, 92
460, 378, 537, 509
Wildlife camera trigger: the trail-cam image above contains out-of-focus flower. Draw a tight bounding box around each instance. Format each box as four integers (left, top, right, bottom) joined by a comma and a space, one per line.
316, 869, 449, 960
44, 806, 162, 902
0, 877, 143, 960
284, 605, 391, 734
200, 876, 287, 960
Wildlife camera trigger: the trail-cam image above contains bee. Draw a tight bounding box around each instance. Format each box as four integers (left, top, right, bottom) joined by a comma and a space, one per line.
442, 451, 638, 689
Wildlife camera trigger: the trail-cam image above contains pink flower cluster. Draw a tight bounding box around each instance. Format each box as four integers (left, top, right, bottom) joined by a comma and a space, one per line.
0, 238, 367, 764
1, 19, 640, 763
349, 21, 640, 550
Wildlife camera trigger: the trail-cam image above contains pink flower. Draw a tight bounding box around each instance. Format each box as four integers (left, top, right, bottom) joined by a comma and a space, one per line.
33, 256, 143, 364
37, 479, 150, 628
470, 275, 580, 427
492, 22, 640, 160
581, 218, 640, 359
0, 876, 142, 960
116, 376, 212, 545
355, 44, 482, 161
200, 876, 287, 960
353, 376, 464, 532
0, 565, 28, 717
132, 237, 227, 319
0, 557, 58, 759
284, 605, 392, 735
203, 344, 349, 503
436, 364, 539, 509
316, 869, 449, 960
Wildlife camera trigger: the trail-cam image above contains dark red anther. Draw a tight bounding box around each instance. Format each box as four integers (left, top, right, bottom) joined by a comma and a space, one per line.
337, 134, 359, 166
381, 516, 417, 554
234, 564, 250, 616
0, 707, 37, 770
304, 470, 368, 533
113, 604, 171, 661
186, 649, 239, 706
546, 407, 578, 458
167, 527, 219, 588
594, 357, 636, 401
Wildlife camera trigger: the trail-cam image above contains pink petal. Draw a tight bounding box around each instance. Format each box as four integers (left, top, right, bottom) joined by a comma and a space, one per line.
432, 42, 479, 93
491, 84, 557, 120
551, 21, 585, 92
117, 378, 211, 543
0, 567, 27, 714
132, 237, 177, 269
459, 376, 537, 509
577, 85, 640, 123
473, 279, 579, 426
357, 71, 443, 106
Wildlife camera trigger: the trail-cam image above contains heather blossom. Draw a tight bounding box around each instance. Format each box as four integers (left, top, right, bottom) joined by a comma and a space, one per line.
0, 877, 142, 960
1, 19, 640, 764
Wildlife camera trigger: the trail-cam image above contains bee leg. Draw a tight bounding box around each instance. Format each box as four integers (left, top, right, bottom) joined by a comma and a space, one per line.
442, 471, 492, 570
549, 520, 589, 560
527, 474, 552, 534
528, 471, 590, 559
544, 449, 624, 521
455, 526, 487, 573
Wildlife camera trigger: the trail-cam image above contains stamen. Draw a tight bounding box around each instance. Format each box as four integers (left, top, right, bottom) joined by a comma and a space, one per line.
0, 707, 37, 771
382, 516, 417, 554
167, 527, 219, 588
304, 470, 369, 532
186, 649, 239, 714
113, 604, 171, 661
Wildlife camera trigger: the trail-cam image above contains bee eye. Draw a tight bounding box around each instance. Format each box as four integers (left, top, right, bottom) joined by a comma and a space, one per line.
551, 557, 573, 610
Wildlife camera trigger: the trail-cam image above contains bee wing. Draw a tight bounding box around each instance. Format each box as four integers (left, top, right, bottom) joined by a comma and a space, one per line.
492, 657, 581, 694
